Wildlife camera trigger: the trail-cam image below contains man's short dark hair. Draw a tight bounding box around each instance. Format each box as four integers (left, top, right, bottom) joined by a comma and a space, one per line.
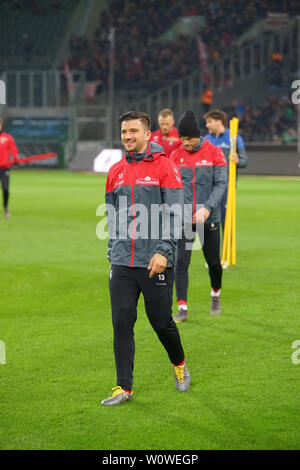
119, 111, 151, 130
203, 109, 228, 126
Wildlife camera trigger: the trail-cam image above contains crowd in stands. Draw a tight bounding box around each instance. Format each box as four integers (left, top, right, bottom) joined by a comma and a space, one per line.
66, 0, 298, 143
68, 0, 197, 92
67, 0, 300, 92
198, 93, 296, 143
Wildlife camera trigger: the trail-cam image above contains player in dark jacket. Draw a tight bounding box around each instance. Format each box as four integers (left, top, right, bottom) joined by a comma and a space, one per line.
170, 111, 227, 319
102, 111, 190, 406
0, 118, 19, 218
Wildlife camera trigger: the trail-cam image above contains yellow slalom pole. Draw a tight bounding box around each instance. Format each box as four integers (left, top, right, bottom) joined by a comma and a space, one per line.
221, 214, 228, 265
221, 155, 233, 266
221, 117, 239, 267
222, 121, 232, 266
221, 186, 229, 265
226, 158, 233, 266
231, 160, 236, 265
231, 117, 238, 266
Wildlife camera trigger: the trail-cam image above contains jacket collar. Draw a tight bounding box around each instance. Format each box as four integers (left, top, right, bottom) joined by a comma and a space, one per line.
125, 142, 164, 163
191, 137, 204, 153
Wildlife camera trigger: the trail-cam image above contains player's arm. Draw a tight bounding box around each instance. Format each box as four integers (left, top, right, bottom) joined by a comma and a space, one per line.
203, 147, 228, 215
235, 134, 248, 168
148, 160, 184, 278
105, 171, 116, 262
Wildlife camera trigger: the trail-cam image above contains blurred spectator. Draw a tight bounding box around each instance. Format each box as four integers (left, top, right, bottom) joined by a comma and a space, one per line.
202, 85, 214, 113
214, 95, 297, 143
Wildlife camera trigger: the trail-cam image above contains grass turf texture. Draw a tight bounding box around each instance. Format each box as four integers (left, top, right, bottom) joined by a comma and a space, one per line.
0, 170, 300, 450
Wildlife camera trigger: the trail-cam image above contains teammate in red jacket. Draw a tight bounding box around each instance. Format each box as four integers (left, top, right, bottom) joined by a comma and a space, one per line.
0, 119, 19, 218
150, 108, 181, 158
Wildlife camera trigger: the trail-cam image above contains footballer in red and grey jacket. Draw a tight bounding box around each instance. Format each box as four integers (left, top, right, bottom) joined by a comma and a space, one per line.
170, 110, 227, 319
150, 108, 181, 158
0, 118, 19, 218
102, 111, 190, 407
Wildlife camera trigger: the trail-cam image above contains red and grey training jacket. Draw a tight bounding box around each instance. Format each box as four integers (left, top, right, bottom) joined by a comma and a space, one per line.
105, 142, 184, 268
170, 139, 227, 224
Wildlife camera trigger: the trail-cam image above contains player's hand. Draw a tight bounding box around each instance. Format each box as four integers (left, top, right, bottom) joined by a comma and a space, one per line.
148, 253, 167, 278
230, 153, 239, 164
193, 207, 210, 224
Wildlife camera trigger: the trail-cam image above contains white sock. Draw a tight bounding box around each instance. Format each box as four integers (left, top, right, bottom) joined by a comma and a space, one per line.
211, 289, 221, 298
178, 304, 188, 310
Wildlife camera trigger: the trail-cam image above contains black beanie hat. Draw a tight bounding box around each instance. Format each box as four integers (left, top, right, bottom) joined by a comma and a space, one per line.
178, 110, 200, 137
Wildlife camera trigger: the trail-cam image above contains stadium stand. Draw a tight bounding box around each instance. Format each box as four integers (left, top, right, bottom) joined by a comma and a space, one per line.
66, 0, 300, 92
0, 0, 79, 70
0, 0, 299, 151
203, 94, 297, 144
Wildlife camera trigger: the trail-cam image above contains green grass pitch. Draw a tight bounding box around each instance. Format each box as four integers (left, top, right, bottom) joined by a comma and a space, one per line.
0, 170, 300, 450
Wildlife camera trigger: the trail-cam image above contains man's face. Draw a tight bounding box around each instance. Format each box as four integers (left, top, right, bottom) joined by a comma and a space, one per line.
121, 119, 151, 153
181, 136, 200, 152
158, 115, 174, 135
205, 118, 222, 135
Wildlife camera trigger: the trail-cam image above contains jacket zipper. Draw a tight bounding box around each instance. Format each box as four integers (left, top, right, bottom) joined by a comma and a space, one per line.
192, 164, 196, 216
130, 160, 136, 267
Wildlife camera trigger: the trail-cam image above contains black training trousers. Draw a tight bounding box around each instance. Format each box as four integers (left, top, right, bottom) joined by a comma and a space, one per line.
175, 223, 223, 302
0, 169, 9, 209
109, 265, 185, 390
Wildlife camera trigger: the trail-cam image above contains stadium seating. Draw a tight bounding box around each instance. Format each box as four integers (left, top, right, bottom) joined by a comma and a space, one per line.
222, 95, 297, 144
66, 0, 300, 93
0, 0, 78, 70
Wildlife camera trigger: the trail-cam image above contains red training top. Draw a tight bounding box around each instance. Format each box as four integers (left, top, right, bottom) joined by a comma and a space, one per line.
0, 132, 19, 169
150, 127, 181, 158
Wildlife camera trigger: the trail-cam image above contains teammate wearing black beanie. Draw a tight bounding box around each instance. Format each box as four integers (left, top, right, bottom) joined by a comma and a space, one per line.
178, 110, 201, 138
170, 110, 228, 317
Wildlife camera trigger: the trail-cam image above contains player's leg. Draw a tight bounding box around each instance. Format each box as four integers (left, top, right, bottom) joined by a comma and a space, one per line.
139, 267, 190, 392
102, 265, 140, 406
174, 225, 195, 322
2, 170, 10, 218
201, 222, 222, 315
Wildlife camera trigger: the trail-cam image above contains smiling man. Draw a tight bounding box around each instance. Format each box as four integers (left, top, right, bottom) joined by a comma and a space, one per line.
101, 111, 190, 406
